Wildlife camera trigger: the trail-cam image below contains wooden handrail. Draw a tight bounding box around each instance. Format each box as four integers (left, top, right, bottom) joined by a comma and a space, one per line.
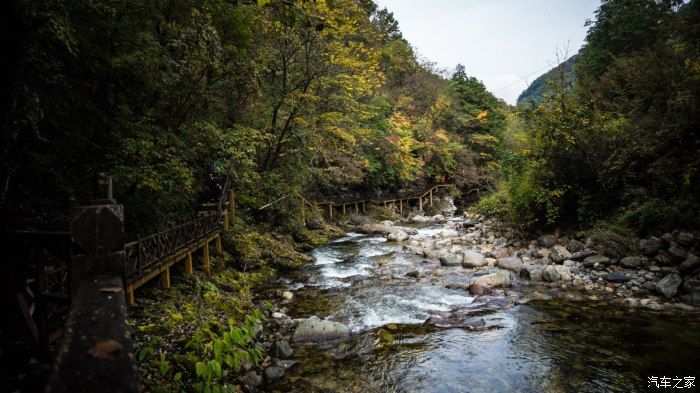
313, 183, 454, 207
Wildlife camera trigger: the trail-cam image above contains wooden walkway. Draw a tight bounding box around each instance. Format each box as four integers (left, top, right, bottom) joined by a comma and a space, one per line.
314, 183, 454, 219
123, 190, 235, 306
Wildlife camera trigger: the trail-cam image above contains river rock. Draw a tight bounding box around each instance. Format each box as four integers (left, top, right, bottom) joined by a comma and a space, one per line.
462, 250, 486, 268
550, 245, 572, 263
263, 366, 286, 382
566, 239, 586, 253
543, 265, 571, 282
291, 316, 351, 343
620, 256, 642, 268
654, 251, 673, 266
281, 291, 294, 300
668, 244, 687, 261
641, 237, 664, 256
467, 271, 512, 295
439, 251, 463, 267
272, 340, 293, 359
432, 214, 445, 221
538, 235, 557, 247
495, 256, 524, 273
583, 254, 610, 267
463, 218, 478, 228
362, 223, 394, 235
656, 274, 682, 299
679, 256, 700, 273
571, 250, 595, 261
241, 370, 263, 389
387, 230, 409, 242
676, 232, 694, 246
411, 215, 431, 223
440, 229, 460, 238
604, 272, 632, 283
520, 265, 543, 281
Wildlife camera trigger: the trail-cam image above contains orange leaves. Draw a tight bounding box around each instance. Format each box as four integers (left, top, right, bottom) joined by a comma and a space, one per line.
476, 110, 488, 123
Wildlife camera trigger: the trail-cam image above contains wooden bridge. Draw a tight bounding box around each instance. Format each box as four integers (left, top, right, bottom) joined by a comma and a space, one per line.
1, 179, 455, 392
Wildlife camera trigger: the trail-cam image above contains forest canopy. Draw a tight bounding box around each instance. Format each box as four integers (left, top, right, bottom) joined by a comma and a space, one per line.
1, 0, 506, 235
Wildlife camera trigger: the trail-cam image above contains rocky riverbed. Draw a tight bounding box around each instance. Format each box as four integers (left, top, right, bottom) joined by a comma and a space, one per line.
245, 200, 700, 392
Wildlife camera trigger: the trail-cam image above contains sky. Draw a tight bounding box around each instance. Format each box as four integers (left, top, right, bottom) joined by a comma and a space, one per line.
373, 0, 601, 105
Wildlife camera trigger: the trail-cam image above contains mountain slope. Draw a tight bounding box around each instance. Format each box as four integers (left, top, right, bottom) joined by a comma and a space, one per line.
516, 54, 578, 107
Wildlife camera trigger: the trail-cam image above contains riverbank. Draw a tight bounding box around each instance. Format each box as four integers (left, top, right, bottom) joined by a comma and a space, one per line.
252, 200, 700, 392
127, 198, 699, 392
126, 220, 344, 392
345, 209, 700, 315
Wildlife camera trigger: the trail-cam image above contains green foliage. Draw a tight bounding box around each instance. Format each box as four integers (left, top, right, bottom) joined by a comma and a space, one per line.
484, 0, 699, 233
131, 270, 269, 392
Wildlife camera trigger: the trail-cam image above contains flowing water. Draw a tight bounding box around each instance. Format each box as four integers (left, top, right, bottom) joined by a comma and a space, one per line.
267, 218, 700, 392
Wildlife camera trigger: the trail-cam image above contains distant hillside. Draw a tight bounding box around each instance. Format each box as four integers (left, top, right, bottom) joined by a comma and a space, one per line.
516, 54, 578, 107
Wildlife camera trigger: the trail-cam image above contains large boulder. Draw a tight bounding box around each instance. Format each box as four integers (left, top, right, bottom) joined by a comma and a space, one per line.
566, 239, 586, 253
656, 274, 682, 299
667, 244, 687, 261
387, 230, 409, 242
291, 316, 351, 343
439, 251, 463, 267
362, 223, 395, 235
272, 340, 293, 359
520, 265, 543, 281
467, 271, 512, 295
495, 256, 524, 273
679, 256, 700, 273
542, 265, 572, 282
538, 235, 557, 247
440, 229, 460, 238
676, 232, 694, 247
554, 265, 572, 280
550, 245, 572, 263
641, 237, 664, 256
263, 366, 286, 382
620, 256, 642, 268
410, 215, 431, 223
583, 254, 611, 267
462, 250, 486, 268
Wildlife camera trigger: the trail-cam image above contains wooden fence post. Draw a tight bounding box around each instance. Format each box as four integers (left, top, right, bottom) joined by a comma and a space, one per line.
185, 253, 194, 275
48, 201, 137, 393
228, 191, 235, 224
215, 235, 223, 255
202, 240, 210, 276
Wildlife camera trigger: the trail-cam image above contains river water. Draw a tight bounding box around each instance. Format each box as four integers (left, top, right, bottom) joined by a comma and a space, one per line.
267, 217, 700, 392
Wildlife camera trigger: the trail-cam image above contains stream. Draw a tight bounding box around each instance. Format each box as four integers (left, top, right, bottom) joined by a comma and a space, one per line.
265, 216, 700, 392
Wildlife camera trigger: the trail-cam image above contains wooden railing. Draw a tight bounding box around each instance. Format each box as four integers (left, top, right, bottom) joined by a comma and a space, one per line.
313, 183, 454, 219
43, 183, 234, 392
